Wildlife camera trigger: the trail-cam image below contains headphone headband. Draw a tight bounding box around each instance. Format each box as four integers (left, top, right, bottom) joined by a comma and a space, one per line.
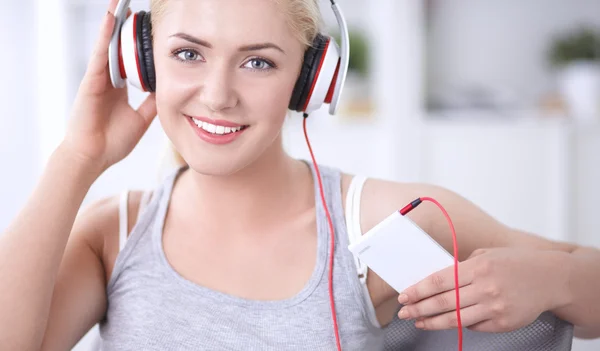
109, 0, 132, 89
108, 0, 350, 116
327, 1, 349, 115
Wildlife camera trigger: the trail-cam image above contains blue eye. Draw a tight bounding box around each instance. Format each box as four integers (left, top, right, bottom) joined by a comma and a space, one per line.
244, 58, 274, 70
174, 49, 202, 62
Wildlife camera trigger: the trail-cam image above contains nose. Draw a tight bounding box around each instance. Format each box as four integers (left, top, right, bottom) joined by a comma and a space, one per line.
199, 63, 237, 112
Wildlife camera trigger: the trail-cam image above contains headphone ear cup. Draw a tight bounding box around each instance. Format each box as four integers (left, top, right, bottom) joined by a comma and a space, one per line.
136, 11, 156, 92
289, 34, 328, 112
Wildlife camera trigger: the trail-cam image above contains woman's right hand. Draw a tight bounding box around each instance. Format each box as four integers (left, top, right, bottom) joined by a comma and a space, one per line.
62, 0, 157, 173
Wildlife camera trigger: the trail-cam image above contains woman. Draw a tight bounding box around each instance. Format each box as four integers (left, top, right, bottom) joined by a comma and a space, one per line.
1, 0, 600, 350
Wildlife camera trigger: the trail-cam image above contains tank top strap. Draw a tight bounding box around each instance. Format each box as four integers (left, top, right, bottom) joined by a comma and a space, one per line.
106, 165, 187, 294
310, 162, 382, 331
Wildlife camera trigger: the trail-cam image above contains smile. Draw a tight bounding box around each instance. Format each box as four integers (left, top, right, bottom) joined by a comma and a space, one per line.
193, 119, 243, 134
187, 115, 248, 134
185, 115, 249, 145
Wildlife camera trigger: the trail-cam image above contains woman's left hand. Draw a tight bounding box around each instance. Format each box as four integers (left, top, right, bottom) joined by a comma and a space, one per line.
396, 247, 571, 332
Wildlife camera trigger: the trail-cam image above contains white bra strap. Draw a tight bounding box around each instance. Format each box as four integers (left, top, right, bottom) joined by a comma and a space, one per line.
345, 178, 358, 243
118, 191, 129, 253
345, 175, 368, 285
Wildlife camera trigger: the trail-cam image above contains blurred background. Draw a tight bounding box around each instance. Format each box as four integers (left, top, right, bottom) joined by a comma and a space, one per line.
2, 0, 600, 350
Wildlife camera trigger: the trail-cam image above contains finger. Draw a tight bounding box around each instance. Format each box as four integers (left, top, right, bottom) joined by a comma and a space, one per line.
466, 318, 513, 333
398, 284, 478, 320
466, 319, 495, 333
399, 262, 474, 304
107, 0, 120, 15
136, 94, 158, 126
467, 248, 488, 259
87, 0, 121, 76
414, 304, 488, 330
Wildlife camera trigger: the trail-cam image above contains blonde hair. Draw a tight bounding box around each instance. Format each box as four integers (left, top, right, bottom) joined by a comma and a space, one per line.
149, 0, 323, 166
150, 0, 321, 47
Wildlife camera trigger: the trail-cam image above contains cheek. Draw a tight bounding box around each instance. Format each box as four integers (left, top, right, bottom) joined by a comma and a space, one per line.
155, 86, 183, 130
155, 61, 197, 99
154, 58, 197, 122
245, 75, 297, 123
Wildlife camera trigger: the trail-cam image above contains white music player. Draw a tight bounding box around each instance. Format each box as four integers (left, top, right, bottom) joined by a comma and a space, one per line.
348, 211, 454, 293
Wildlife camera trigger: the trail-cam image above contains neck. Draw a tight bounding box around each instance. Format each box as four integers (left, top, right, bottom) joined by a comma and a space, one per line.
176, 138, 314, 233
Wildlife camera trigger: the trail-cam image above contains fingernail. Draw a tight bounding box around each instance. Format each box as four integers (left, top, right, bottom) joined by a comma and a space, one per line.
398, 308, 409, 319
415, 321, 424, 329
398, 294, 408, 304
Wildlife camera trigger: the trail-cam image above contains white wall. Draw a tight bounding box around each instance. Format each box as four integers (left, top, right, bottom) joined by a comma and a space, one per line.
426, 0, 600, 107
573, 124, 600, 248
0, 0, 38, 230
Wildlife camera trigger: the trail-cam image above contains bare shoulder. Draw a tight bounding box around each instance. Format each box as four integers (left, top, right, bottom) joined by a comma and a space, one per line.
341, 173, 442, 241
341, 176, 433, 234
357, 178, 470, 254
40, 190, 150, 350
73, 190, 151, 283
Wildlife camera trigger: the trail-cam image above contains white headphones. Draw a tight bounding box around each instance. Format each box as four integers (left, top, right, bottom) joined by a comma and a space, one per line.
108, 0, 349, 115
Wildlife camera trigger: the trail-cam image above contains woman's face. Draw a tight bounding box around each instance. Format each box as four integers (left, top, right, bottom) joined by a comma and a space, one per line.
152, 0, 306, 175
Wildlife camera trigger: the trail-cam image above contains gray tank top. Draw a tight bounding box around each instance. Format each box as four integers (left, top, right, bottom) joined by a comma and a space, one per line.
98, 162, 385, 350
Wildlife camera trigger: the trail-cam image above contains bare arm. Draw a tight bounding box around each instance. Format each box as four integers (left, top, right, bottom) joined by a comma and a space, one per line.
40, 189, 143, 350
0, 0, 156, 348
0, 147, 103, 350
360, 179, 600, 338
550, 246, 600, 339
403, 185, 600, 338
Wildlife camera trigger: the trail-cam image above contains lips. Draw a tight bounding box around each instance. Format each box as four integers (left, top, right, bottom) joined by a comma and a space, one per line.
185, 114, 248, 145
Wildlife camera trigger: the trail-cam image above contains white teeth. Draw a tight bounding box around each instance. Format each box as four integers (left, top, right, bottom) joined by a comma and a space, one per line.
191, 118, 243, 135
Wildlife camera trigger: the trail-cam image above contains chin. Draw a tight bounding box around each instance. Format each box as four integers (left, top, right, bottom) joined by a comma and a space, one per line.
184, 154, 255, 177
177, 135, 279, 178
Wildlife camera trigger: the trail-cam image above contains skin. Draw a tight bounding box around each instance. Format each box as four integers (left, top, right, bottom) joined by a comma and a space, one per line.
0, 0, 599, 350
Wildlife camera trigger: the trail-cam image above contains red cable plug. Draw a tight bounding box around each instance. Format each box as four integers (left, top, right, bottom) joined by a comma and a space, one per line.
400, 197, 463, 351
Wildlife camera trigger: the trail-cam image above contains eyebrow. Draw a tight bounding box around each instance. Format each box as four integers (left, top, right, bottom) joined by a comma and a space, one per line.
239, 43, 285, 54
169, 33, 285, 54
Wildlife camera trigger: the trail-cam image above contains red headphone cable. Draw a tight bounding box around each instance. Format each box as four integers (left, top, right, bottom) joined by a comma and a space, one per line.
400, 198, 463, 351
302, 115, 343, 351
302, 115, 462, 351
